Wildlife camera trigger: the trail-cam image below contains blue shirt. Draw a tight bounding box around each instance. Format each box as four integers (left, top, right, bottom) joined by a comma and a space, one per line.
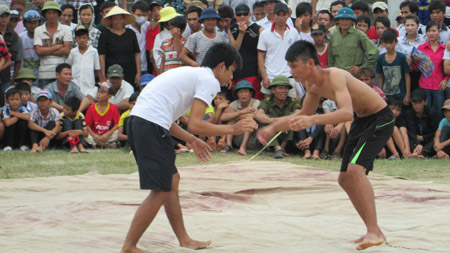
438, 118, 450, 130
0, 104, 29, 119
376, 52, 410, 98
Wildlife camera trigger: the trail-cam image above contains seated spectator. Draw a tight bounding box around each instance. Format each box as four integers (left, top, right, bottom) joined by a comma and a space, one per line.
322, 99, 347, 159
60, 4, 77, 30
210, 87, 231, 152
20, 10, 41, 87
1, 88, 30, 151
84, 82, 120, 148
138, 73, 154, 91
356, 68, 386, 101
34, 1, 72, 88
311, 23, 328, 68
159, 16, 187, 74
434, 99, 450, 158
254, 75, 301, 158
221, 81, 260, 155
45, 63, 90, 112
67, 25, 102, 102
118, 91, 139, 144
8, 68, 41, 100
15, 82, 38, 112
106, 64, 134, 112
387, 98, 409, 158
404, 88, 440, 158
74, 4, 101, 49
57, 96, 88, 153
28, 90, 61, 153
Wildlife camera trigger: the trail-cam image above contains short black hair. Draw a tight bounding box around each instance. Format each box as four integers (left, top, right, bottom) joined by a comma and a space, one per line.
296, 2, 313, 18
100, 1, 117, 14
75, 28, 89, 37
6, 88, 20, 99
186, 6, 202, 18
132, 0, 150, 12
399, 1, 419, 15
78, 4, 94, 15
129, 92, 140, 103
351, 1, 369, 13
253, 1, 264, 10
426, 20, 439, 32
429, 0, 446, 14
60, 4, 76, 23
330, 1, 346, 11
64, 96, 81, 111
381, 28, 397, 43
201, 43, 243, 72
285, 40, 320, 65
15, 82, 31, 93
169, 16, 187, 31
375, 16, 390, 29
387, 98, 403, 108
56, 63, 71, 73
216, 86, 232, 102
317, 9, 333, 21
218, 5, 234, 19
356, 14, 371, 28
404, 14, 420, 25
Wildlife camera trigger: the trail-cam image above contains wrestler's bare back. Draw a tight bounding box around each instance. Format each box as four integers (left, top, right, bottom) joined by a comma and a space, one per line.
305, 67, 386, 117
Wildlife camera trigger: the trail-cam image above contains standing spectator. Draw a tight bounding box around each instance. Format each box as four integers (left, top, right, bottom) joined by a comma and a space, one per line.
126, 1, 150, 76
257, 0, 294, 30
422, 0, 450, 44
329, 0, 345, 19
34, 1, 72, 88
434, 99, 450, 158
145, 0, 163, 75
328, 7, 379, 75
11, 0, 26, 35
295, 2, 314, 44
95, 1, 116, 34
252, 1, 266, 22
180, 8, 227, 66
418, 21, 447, 113
367, 2, 391, 41
182, 5, 203, 39
311, 23, 328, 68
0, 6, 21, 89
229, 4, 264, 100
74, 4, 101, 49
159, 16, 188, 73
350, 1, 369, 19
70, 0, 96, 13
317, 9, 333, 43
98, 6, 141, 87
397, 1, 422, 38
217, 5, 233, 41
0, 36, 12, 107
20, 10, 40, 87
355, 14, 370, 34
373, 16, 391, 54
414, 0, 431, 25
31, 0, 46, 22
257, 3, 300, 98
60, 4, 77, 30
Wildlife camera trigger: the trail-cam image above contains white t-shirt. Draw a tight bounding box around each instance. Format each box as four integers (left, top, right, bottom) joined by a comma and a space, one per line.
131, 66, 220, 130
67, 46, 100, 98
108, 80, 134, 105
152, 29, 171, 69
126, 21, 150, 72
299, 31, 314, 44
19, 31, 40, 86
257, 25, 300, 79
257, 15, 295, 30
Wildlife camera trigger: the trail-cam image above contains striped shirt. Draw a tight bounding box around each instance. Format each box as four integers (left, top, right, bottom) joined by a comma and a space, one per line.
0, 39, 11, 59
159, 37, 187, 72
30, 108, 60, 128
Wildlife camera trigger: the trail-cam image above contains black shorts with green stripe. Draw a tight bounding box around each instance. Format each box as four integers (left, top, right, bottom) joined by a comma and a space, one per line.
341, 106, 394, 175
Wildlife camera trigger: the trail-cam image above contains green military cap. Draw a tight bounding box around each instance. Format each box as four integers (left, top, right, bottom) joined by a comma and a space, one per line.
269, 75, 293, 89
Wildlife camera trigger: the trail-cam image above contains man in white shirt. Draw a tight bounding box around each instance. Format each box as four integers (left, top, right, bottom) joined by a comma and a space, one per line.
122, 43, 257, 252
257, 0, 294, 30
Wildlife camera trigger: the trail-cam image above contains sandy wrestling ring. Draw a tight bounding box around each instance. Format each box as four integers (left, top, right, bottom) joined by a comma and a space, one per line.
1, 161, 450, 252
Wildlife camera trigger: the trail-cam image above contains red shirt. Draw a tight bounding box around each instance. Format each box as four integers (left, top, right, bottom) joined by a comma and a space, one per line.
372, 85, 387, 101
146, 24, 160, 51
85, 103, 120, 135
317, 44, 329, 68
367, 26, 399, 41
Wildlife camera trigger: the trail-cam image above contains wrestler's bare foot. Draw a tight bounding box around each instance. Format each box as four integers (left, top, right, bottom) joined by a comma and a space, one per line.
238, 147, 247, 156
121, 245, 147, 253
349, 235, 365, 243
356, 232, 385, 250
180, 239, 212, 250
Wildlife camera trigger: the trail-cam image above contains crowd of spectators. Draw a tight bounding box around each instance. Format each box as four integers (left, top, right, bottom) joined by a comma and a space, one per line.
0, 0, 449, 159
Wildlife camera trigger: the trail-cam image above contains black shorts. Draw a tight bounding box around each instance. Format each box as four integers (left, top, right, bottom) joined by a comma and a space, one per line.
128, 116, 178, 191
341, 106, 394, 175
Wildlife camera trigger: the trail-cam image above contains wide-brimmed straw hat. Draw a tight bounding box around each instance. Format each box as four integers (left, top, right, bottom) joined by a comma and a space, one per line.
100, 6, 135, 28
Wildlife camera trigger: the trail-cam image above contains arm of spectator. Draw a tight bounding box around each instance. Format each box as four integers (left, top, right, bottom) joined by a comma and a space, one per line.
28, 120, 53, 137
179, 47, 199, 67
51, 101, 64, 112
35, 44, 63, 57
79, 97, 92, 113
2, 115, 18, 126
257, 51, 270, 89
378, 73, 383, 91
0, 56, 10, 71
115, 98, 130, 112
254, 108, 274, 124
229, 23, 246, 51
118, 126, 127, 141
100, 124, 119, 143
213, 102, 229, 123
434, 129, 443, 152
99, 54, 106, 82
52, 41, 71, 56
360, 35, 380, 69
404, 73, 411, 105
159, 55, 166, 75
221, 107, 242, 122
121, 0, 127, 10
311, 0, 317, 22
134, 52, 141, 86
96, 69, 106, 83
87, 125, 101, 144
9, 111, 30, 122
444, 59, 450, 75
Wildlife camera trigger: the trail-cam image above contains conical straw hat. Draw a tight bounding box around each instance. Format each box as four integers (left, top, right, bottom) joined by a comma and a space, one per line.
101, 6, 135, 28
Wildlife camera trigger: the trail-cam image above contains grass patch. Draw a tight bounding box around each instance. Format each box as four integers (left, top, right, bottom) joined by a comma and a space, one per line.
0, 149, 449, 184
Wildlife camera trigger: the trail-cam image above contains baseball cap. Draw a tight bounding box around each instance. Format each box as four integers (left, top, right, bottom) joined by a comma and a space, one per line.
74, 25, 89, 37
36, 90, 52, 100
140, 74, 155, 86
235, 4, 250, 15
96, 81, 116, 95
311, 23, 325, 34
441, 99, 450, 111
274, 3, 289, 15
107, 64, 124, 78
0, 6, 11, 16
10, 9, 20, 19
411, 88, 426, 102
372, 2, 388, 12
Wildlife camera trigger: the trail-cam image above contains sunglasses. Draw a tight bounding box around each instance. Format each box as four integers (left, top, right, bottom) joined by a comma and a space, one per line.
236, 12, 249, 17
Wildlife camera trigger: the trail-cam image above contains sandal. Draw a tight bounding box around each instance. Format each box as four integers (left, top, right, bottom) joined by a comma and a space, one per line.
273, 149, 284, 159
220, 144, 233, 153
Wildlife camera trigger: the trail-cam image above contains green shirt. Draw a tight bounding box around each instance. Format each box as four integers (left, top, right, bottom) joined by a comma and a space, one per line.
258, 96, 301, 118
328, 26, 379, 71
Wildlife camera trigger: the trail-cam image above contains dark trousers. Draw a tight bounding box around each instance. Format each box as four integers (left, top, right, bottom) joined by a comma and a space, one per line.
4, 119, 29, 148
410, 139, 435, 157
296, 129, 326, 152
30, 121, 56, 145
441, 126, 450, 155
61, 118, 84, 146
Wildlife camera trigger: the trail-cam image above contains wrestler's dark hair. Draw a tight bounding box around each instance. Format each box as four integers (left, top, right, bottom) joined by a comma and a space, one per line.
201, 43, 243, 72
285, 40, 320, 65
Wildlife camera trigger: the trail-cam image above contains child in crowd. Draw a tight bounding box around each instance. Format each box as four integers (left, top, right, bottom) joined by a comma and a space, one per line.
13, 68, 41, 98
67, 25, 102, 102
295, 2, 314, 44
252, 2, 266, 22
15, 82, 38, 112
57, 97, 88, 153
376, 29, 411, 105
387, 98, 409, 158
75, 4, 101, 48
434, 99, 450, 158
403, 88, 440, 158
85, 82, 120, 148
20, 10, 40, 86
28, 90, 61, 153
212, 88, 231, 152
311, 23, 328, 68
355, 14, 371, 34
357, 68, 386, 101
374, 16, 391, 53
1, 89, 30, 151
118, 91, 139, 143
138, 73, 154, 90
159, 16, 187, 74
